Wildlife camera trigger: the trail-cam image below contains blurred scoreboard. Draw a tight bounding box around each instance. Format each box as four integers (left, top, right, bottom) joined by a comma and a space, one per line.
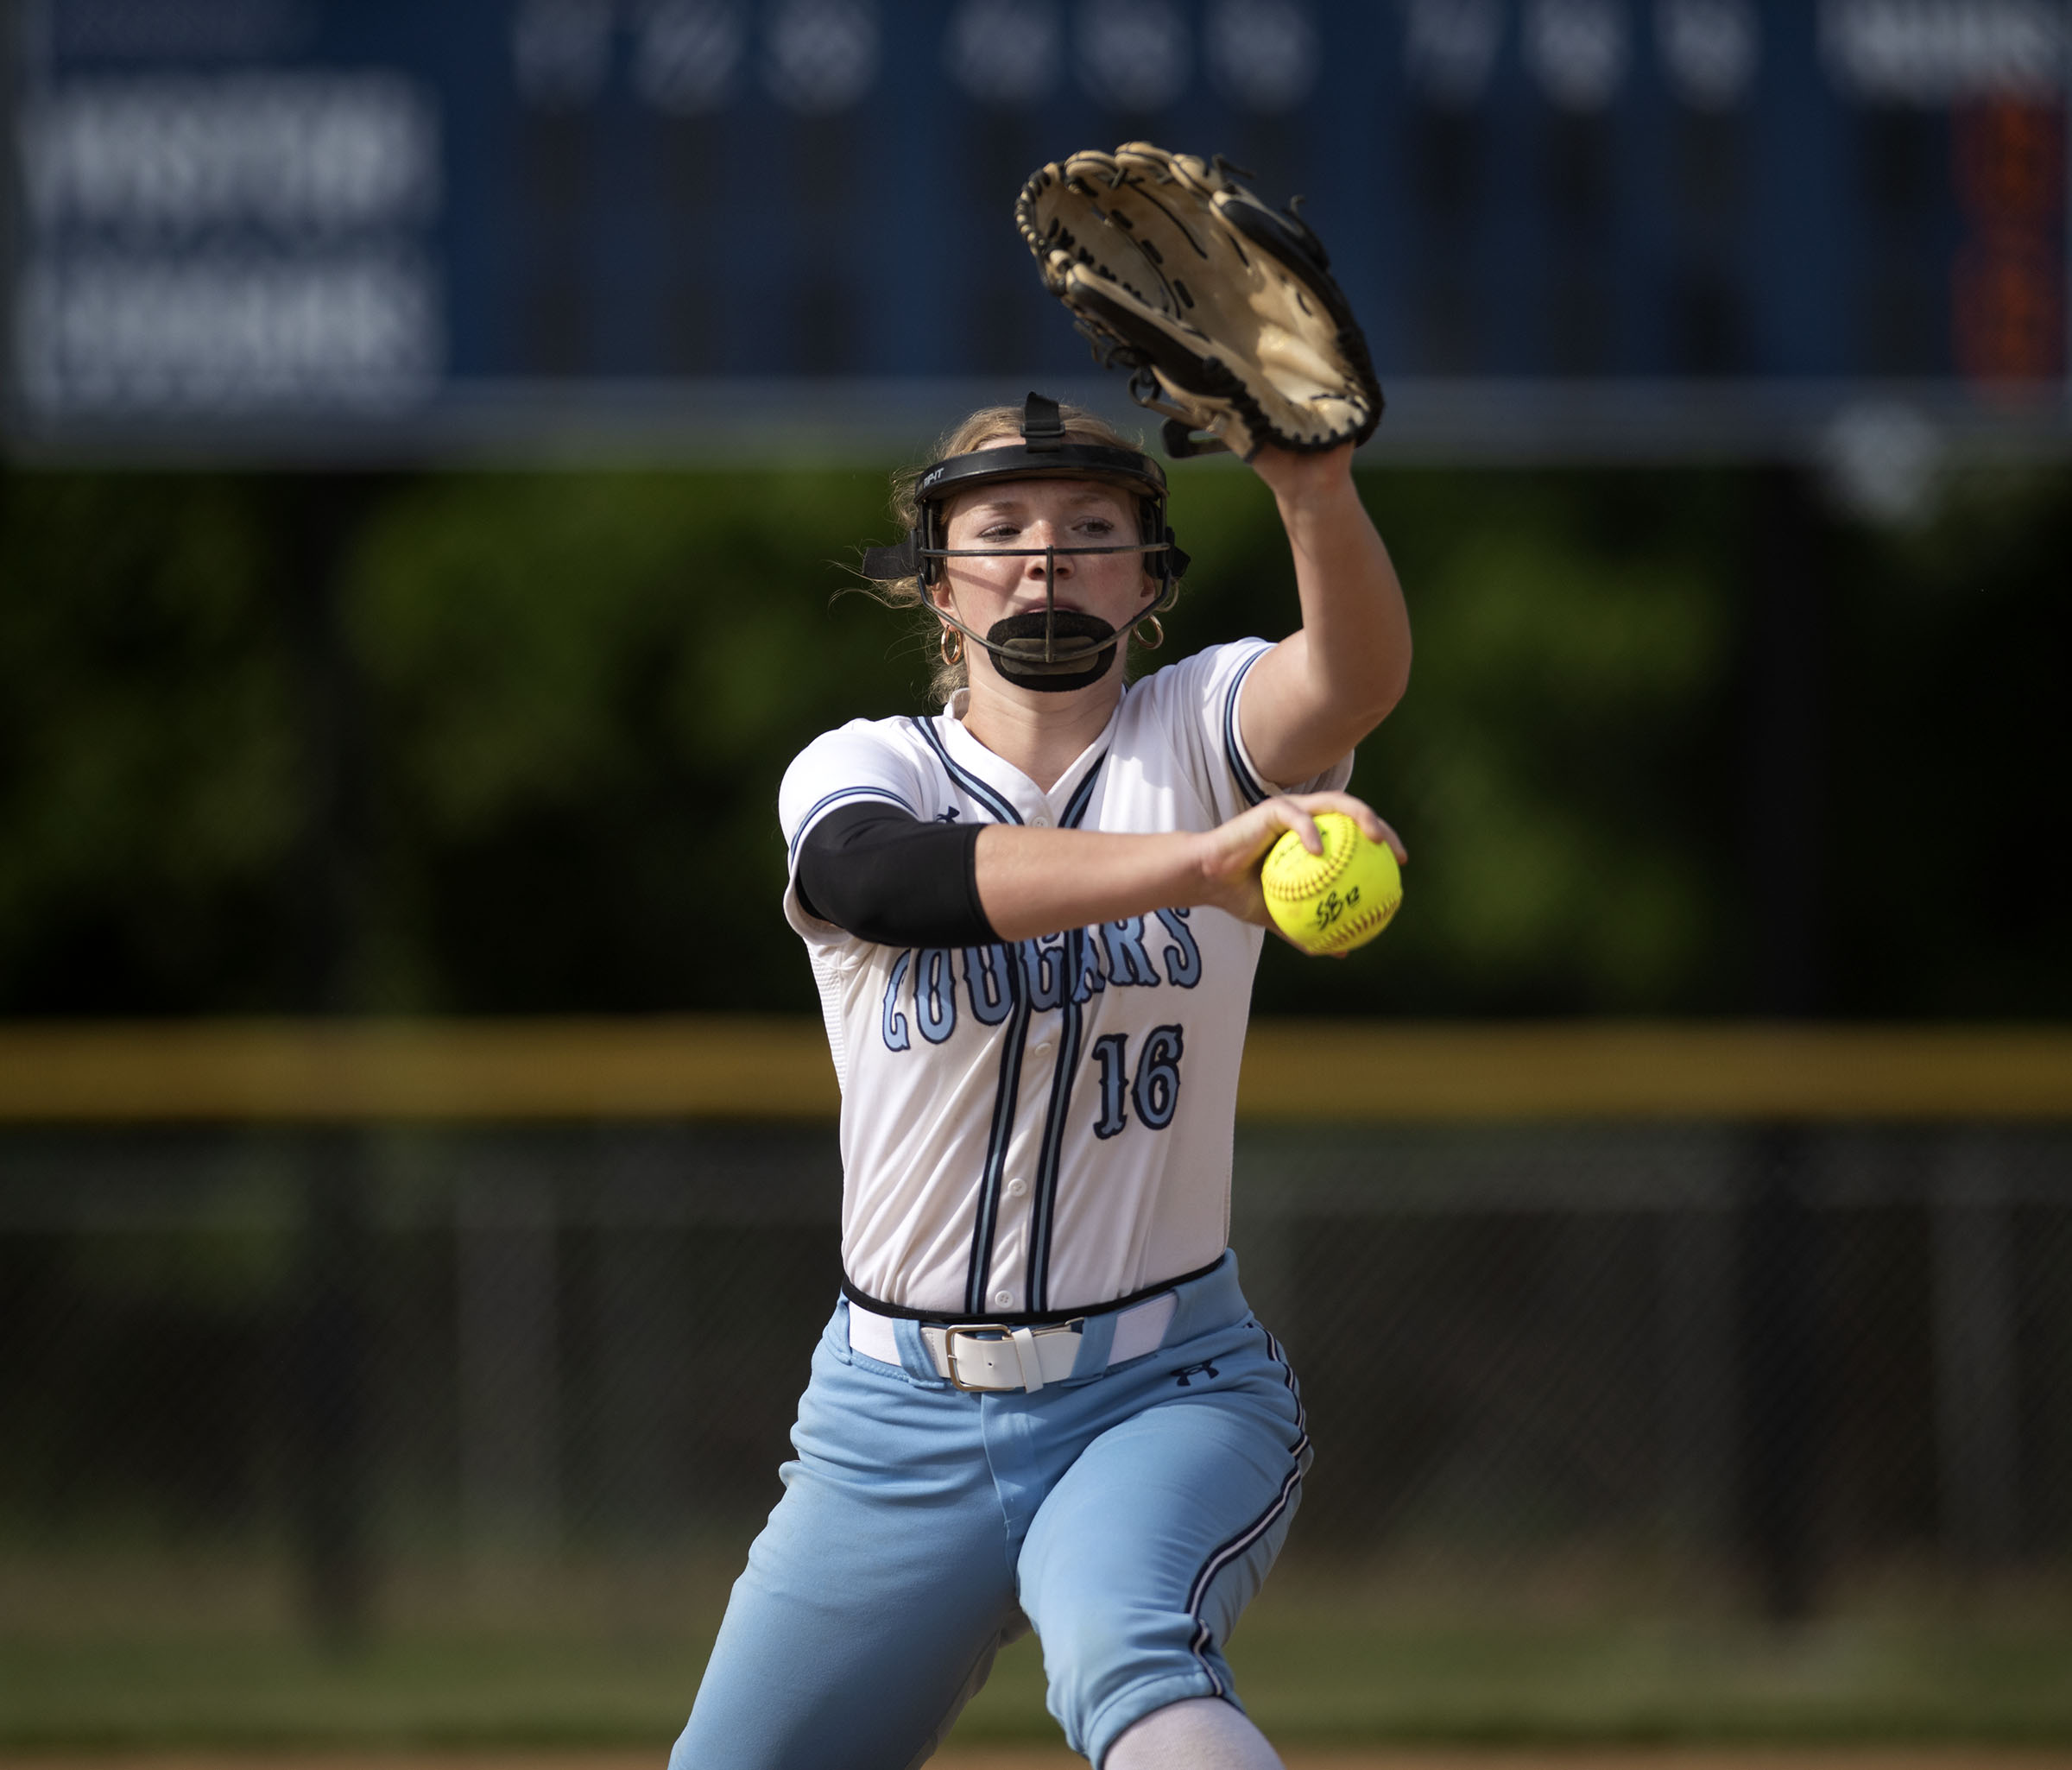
5, 0, 2069, 460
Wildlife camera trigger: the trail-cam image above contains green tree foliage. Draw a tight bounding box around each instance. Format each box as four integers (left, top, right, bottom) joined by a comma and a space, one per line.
0, 474, 298, 1011
1, 458, 2067, 1018
1353, 499, 1734, 1013
344, 467, 927, 1011
1162, 469, 1742, 1015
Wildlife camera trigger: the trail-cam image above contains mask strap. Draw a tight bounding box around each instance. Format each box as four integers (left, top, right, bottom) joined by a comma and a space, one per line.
1023, 391, 1065, 451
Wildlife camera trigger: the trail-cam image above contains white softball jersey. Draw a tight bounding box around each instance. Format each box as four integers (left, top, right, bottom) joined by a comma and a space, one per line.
779, 638, 1353, 1319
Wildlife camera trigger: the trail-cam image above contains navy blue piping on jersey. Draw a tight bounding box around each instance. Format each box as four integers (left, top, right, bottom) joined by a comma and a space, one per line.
1024, 946, 1083, 1314
1022, 755, 1106, 1314
963, 955, 1032, 1315
1058, 752, 1107, 832
910, 717, 1027, 1314
910, 717, 1021, 826
786, 786, 916, 868
1221, 647, 1271, 807
906, 717, 1033, 1313
1182, 1327, 1311, 1698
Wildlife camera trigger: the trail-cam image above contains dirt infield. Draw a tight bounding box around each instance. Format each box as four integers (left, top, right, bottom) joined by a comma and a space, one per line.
12, 1751, 2072, 1770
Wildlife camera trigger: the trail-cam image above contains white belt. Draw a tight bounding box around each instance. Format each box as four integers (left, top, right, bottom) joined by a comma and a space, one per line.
848, 1291, 1178, 1393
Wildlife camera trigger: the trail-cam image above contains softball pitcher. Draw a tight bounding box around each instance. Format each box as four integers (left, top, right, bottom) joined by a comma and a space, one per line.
666, 382, 1410, 1770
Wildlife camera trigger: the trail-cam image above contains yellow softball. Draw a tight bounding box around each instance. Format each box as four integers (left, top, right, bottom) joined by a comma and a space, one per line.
1260, 812, 1403, 956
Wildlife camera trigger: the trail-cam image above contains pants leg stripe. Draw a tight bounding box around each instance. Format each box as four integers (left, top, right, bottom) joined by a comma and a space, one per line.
1262, 1326, 1310, 1451
1181, 1330, 1311, 1698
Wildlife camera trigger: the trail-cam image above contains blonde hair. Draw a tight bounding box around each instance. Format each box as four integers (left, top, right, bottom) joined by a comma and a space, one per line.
864, 401, 1155, 706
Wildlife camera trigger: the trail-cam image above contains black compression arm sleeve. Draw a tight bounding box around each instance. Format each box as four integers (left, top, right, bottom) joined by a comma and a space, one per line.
795, 802, 999, 947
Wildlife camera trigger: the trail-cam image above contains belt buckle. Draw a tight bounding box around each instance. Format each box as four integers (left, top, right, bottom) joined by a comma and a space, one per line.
940, 1323, 1010, 1391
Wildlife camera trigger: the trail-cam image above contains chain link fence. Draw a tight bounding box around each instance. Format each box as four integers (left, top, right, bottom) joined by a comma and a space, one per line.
5, 1116, 2069, 1653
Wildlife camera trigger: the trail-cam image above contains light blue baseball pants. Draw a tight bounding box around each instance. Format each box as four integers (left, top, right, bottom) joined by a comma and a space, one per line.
669, 1253, 1309, 1769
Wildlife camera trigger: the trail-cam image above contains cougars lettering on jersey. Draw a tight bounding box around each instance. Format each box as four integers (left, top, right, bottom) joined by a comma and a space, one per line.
780, 640, 1353, 1319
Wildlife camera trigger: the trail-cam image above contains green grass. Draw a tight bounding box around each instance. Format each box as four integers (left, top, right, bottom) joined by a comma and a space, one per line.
1220, 1614, 2072, 1746
3, 1551, 2069, 1750
0, 1637, 704, 1749
948, 1603, 2072, 1749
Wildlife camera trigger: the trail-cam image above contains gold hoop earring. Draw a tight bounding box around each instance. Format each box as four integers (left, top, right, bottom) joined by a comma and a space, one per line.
1134, 615, 1165, 650
940, 626, 964, 667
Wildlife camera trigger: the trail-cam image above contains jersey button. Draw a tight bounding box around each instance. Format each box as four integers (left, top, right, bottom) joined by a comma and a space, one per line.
1030, 812, 1052, 828
1006, 1179, 1027, 1198
994, 1289, 1014, 1308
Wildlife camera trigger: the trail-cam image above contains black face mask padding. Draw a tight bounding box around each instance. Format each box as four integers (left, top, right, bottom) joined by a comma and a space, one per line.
983, 610, 1120, 692
794, 803, 998, 948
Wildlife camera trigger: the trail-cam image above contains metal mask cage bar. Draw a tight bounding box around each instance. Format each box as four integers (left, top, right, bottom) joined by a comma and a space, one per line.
860, 527, 1188, 600
924, 540, 1171, 669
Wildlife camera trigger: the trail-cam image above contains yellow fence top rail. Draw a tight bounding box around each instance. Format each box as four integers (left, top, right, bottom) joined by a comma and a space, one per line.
0, 1019, 2068, 1123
